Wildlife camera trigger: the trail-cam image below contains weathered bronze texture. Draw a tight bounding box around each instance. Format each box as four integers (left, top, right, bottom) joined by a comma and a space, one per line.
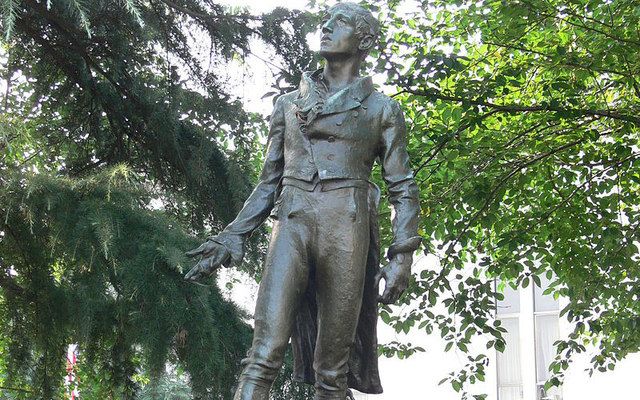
185, 3, 421, 399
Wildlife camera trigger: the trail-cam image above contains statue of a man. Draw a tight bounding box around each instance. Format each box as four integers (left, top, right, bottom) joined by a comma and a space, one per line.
185, 3, 421, 399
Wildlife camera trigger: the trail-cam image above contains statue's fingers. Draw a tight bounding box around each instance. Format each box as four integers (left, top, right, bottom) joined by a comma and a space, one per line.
199, 258, 216, 278
378, 294, 390, 304
379, 286, 397, 304
211, 248, 229, 268
398, 283, 408, 296
222, 255, 232, 268
203, 257, 220, 277
184, 263, 202, 280
185, 243, 207, 258
187, 258, 215, 281
389, 289, 401, 304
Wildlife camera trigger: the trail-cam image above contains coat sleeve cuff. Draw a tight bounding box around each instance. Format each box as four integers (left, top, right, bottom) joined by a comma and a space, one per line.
207, 233, 245, 263
387, 236, 422, 260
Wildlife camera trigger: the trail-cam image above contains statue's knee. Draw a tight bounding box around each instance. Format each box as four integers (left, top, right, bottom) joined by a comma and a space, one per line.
241, 346, 285, 384
314, 367, 348, 399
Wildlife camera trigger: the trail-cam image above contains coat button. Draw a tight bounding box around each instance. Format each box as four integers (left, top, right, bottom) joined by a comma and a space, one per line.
327, 136, 335, 143
327, 154, 335, 161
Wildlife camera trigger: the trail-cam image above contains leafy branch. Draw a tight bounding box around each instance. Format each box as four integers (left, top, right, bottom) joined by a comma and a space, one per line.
399, 88, 640, 126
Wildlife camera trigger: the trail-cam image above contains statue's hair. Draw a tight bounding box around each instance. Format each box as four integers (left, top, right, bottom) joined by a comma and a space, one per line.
328, 2, 380, 50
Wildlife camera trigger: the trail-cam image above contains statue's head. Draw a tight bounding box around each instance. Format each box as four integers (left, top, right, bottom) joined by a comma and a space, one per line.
319, 2, 380, 61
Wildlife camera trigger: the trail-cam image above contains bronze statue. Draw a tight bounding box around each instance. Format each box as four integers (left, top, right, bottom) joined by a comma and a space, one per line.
185, 3, 421, 399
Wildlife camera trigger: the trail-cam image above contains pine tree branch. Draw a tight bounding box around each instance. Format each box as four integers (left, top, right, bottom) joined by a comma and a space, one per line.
25, 0, 143, 114
15, 6, 145, 169
0, 225, 28, 297
16, 19, 123, 131
153, 0, 269, 38
155, 0, 261, 22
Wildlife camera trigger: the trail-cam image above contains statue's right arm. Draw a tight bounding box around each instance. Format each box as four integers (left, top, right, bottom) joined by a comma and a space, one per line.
205, 95, 286, 264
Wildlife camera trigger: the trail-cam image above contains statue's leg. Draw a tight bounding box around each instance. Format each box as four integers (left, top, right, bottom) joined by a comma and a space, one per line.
235, 189, 312, 400
311, 187, 370, 400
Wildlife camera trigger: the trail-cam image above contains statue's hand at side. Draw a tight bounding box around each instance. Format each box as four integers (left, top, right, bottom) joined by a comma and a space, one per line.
375, 253, 413, 304
184, 240, 231, 281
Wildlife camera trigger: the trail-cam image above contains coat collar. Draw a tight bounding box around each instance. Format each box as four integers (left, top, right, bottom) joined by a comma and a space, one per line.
293, 68, 374, 116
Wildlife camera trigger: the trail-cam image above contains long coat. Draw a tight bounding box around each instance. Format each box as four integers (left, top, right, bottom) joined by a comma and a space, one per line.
210, 69, 421, 394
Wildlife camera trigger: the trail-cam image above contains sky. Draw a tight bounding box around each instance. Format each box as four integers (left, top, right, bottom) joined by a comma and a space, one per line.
214, 0, 319, 114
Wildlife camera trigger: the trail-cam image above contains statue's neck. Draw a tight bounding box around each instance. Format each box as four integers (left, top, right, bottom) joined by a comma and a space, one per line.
322, 57, 362, 94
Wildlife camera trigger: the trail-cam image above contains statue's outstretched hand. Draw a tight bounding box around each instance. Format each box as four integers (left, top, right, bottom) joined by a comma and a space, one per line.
375, 253, 413, 304
184, 240, 231, 282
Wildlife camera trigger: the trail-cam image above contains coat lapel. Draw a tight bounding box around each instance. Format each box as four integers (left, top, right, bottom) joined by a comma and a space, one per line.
293, 68, 375, 118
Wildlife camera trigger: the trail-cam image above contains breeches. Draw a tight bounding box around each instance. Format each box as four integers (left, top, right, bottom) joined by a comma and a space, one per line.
234, 184, 370, 400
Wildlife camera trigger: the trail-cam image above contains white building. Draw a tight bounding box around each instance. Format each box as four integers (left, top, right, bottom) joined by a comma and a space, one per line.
351, 274, 640, 400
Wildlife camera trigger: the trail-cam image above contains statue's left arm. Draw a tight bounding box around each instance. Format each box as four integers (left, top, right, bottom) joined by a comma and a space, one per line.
380, 99, 422, 258
375, 98, 422, 303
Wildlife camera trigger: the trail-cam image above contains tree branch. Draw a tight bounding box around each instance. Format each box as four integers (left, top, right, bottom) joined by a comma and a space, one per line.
523, 1, 640, 47
445, 136, 590, 259
401, 88, 640, 126
482, 40, 634, 79
0, 271, 25, 296
540, 152, 640, 221
434, 120, 568, 202
0, 385, 32, 393
412, 109, 501, 176
155, 0, 262, 22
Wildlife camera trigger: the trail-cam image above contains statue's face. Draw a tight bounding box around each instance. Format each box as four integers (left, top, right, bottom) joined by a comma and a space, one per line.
319, 8, 362, 59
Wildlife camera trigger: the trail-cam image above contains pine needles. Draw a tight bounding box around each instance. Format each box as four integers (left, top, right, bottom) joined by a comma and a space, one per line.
1, 0, 18, 40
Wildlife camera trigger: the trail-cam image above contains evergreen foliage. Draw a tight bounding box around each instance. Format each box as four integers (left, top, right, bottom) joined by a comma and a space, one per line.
1, 167, 251, 398
0, 0, 315, 398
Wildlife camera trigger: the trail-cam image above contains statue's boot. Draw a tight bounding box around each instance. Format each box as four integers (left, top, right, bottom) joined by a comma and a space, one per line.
314, 389, 348, 400
233, 381, 270, 400
315, 389, 355, 400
